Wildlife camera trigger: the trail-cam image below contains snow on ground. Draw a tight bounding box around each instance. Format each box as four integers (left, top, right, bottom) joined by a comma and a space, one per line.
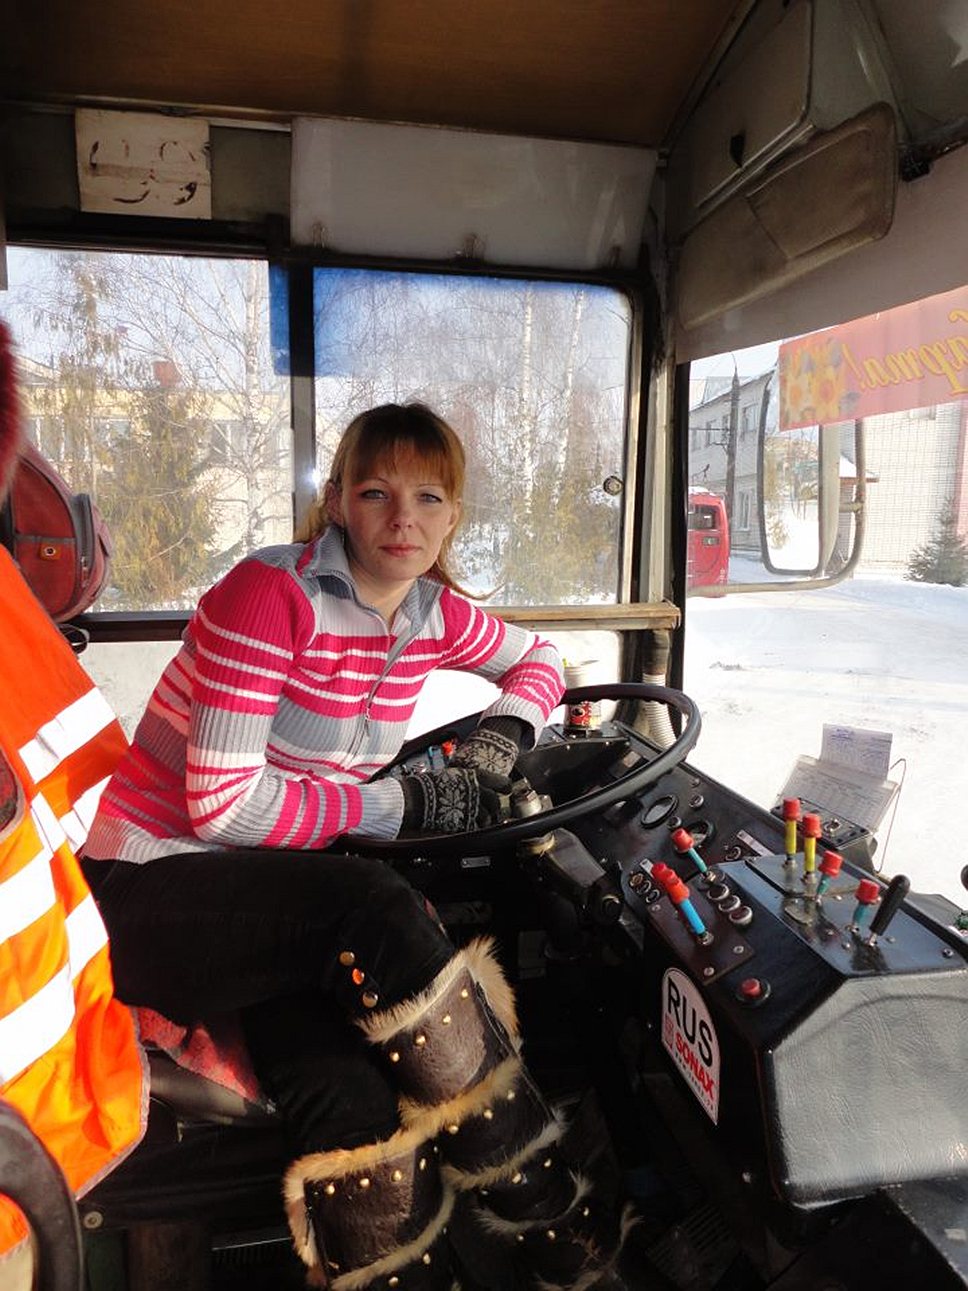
684, 565, 968, 907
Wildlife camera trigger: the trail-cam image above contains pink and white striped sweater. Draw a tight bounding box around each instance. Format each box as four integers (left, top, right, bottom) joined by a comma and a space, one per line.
83, 527, 564, 863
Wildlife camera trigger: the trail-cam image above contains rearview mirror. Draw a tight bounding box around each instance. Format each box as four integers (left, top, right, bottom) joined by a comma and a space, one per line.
758, 376, 845, 576
761, 423, 822, 574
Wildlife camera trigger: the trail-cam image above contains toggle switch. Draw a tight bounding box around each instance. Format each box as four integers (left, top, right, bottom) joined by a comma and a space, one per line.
652, 863, 709, 940
671, 827, 709, 876
851, 878, 881, 932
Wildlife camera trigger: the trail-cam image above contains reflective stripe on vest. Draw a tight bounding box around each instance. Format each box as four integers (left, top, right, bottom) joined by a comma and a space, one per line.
0, 801, 109, 1085
0, 967, 74, 1087
0, 908, 110, 1085
17, 687, 116, 784
59, 774, 112, 851
0, 830, 56, 943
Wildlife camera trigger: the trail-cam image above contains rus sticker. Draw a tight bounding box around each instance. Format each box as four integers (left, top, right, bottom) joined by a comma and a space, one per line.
661, 967, 721, 1124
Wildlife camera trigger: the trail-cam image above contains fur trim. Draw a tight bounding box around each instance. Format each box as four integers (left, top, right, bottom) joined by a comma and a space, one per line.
357, 937, 519, 1046
536, 1272, 601, 1291
398, 1053, 522, 1133
284, 1122, 433, 1199
618, 1201, 641, 1244
440, 1115, 565, 1192
334, 1189, 454, 1291
533, 1203, 641, 1291
0, 322, 25, 504
473, 1174, 592, 1240
283, 1122, 435, 1268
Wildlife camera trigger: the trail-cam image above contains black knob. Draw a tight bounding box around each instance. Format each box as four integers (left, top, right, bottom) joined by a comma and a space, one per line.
597, 893, 624, 924
961, 864, 968, 893
869, 874, 910, 937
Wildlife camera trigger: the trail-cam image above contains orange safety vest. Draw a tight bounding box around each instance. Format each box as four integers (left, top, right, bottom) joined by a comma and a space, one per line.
0, 548, 147, 1258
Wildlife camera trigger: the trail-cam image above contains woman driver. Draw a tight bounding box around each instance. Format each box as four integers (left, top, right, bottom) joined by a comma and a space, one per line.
82, 403, 637, 1289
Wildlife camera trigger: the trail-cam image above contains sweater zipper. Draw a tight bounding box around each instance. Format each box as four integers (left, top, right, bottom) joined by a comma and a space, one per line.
347, 630, 410, 759
347, 691, 374, 760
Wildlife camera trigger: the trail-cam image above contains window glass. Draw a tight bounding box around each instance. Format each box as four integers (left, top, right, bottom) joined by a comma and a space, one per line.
409, 627, 622, 739
685, 285, 968, 905
312, 269, 631, 605
689, 506, 718, 532
80, 640, 183, 736
0, 247, 293, 611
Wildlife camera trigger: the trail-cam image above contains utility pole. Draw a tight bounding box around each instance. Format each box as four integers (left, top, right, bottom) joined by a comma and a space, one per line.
724, 367, 740, 527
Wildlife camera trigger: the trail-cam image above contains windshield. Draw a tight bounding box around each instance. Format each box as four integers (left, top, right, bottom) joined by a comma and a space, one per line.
0, 248, 633, 732
684, 284, 968, 907
311, 267, 631, 605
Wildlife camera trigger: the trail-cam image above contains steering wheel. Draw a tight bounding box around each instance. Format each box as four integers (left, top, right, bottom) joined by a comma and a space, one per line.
342, 682, 701, 859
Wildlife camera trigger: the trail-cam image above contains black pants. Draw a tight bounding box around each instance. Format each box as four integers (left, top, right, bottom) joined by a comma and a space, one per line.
82, 850, 454, 1154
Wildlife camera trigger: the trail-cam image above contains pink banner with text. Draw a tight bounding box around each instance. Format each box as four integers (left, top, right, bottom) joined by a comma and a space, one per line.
779, 285, 968, 430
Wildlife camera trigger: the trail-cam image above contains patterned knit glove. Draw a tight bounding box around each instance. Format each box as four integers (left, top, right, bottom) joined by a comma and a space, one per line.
399, 767, 504, 834
448, 716, 525, 790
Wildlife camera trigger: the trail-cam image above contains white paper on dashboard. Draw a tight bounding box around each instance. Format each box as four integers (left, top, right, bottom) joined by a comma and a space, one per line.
779, 755, 898, 833
820, 724, 893, 781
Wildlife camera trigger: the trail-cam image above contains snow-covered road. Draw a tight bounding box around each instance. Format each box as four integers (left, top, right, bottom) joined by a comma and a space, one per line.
685, 571, 968, 906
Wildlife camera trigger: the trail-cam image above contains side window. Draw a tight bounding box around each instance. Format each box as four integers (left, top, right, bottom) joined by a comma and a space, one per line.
312, 269, 631, 606
685, 284, 968, 906
1, 248, 293, 611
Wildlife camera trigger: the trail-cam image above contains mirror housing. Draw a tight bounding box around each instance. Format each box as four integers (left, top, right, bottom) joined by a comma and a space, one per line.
758, 415, 846, 577
750, 412, 866, 586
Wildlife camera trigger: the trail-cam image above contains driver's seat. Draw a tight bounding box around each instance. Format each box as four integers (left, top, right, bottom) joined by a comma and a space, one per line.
80, 1051, 296, 1289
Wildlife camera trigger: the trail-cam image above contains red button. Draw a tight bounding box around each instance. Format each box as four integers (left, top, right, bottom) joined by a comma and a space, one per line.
856, 879, 881, 905
740, 978, 763, 999
802, 813, 822, 839
820, 850, 843, 877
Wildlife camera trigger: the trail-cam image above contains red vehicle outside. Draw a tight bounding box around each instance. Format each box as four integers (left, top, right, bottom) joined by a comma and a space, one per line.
687, 489, 729, 590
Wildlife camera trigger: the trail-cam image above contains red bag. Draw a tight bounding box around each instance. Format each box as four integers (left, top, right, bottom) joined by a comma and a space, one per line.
1, 443, 113, 621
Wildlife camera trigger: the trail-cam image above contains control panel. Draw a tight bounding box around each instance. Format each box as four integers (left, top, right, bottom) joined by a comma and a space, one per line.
769, 793, 872, 855
528, 723, 968, 1212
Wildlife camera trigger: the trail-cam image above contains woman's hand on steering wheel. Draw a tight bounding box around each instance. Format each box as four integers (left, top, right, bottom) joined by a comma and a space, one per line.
349, 682, 701, 859
448, 717, 524, 792
399, 766, 509, 834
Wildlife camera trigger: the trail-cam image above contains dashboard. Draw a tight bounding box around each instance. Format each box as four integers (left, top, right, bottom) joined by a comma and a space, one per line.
523, 721, 968, 1215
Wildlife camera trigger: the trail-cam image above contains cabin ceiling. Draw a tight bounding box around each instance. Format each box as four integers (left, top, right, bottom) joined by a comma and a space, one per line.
3, 0, 747, 148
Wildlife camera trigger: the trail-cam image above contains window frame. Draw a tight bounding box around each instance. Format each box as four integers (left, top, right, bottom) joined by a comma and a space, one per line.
4, 226, 650, 641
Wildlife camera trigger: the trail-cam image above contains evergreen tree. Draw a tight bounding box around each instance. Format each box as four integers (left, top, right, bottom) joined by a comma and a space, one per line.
906, 501, 968, 587
97, 377, 220, 608
29, 253, 222, 609
31, 254, 122, 499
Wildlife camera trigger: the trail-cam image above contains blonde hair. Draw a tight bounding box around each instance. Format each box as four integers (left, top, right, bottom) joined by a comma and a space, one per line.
297, 402, 471, 593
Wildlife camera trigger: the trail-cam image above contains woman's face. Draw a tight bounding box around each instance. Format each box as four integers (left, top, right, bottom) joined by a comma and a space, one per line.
328, 452, 461, 603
